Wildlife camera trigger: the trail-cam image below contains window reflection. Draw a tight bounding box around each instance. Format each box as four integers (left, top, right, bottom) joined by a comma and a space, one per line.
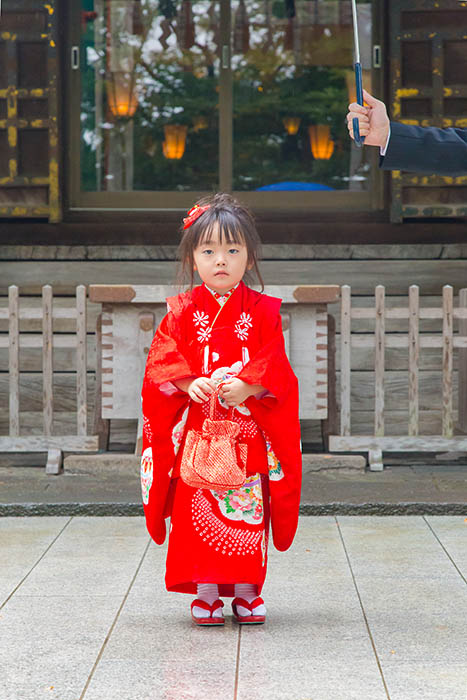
80, 0, 220, 192
79, 0, 372, 195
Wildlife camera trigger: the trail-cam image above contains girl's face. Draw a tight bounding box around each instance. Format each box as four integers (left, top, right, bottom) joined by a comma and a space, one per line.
193, 224, 250, 293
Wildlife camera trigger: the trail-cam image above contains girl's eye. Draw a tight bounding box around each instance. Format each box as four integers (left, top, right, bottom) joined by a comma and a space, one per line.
202, 249, 213, 255
229, 248, 239, 254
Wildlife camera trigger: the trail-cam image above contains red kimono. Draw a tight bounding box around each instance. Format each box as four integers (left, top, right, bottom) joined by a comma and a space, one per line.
140, 281, 301, 596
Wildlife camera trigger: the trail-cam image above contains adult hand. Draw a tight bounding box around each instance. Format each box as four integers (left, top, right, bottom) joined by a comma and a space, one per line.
186, 377, 216, 403
346, 89, 390, 148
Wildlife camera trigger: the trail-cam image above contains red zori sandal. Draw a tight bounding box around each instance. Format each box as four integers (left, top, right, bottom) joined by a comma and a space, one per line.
190, 599, 225, 626
231, 597, 266, 625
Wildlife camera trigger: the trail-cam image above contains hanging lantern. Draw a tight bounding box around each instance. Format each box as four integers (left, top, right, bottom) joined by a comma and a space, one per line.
193, 116, 209, 132
233, 0, 250, 53
283, 116, 301, 135
163, 125, 188, 159
107, 72, 138, 118
308, 124, 334, 160
106, 1, 138, 119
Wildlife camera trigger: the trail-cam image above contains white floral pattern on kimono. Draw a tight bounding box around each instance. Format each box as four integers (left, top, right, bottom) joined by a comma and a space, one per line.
140, 447, 153, 505
172, 406, 189, 456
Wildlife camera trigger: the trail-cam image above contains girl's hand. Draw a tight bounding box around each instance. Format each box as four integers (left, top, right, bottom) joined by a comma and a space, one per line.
220, 378, 255, 407
187, 377, 216, 403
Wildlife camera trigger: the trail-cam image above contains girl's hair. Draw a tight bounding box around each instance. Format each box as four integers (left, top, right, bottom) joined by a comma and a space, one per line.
177, 192, 264, 291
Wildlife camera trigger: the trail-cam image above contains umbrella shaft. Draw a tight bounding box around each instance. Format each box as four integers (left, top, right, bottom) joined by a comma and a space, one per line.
351, 0, 360, 63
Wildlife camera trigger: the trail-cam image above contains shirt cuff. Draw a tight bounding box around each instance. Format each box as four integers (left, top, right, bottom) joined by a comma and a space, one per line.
380, 126, 391, 156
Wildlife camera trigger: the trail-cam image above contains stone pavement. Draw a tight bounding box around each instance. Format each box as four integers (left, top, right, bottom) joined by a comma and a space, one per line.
1, 515, 466, 700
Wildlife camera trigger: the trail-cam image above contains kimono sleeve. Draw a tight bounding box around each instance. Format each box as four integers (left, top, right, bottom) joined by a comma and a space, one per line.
140, 309, 192, 545
142, 309, 194, 404
237, 297, 294, 406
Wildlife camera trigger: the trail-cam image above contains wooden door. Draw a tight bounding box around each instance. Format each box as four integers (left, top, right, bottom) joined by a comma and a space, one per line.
0, 0, 61, 221
389, 0, 467, 222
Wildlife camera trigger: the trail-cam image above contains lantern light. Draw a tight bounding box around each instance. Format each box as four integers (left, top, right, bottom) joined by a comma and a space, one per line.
107, 72, 138, 118
193, 116, 208, 132
163, 124, 188, 159
308, 124, 334, 160
283, 116, 301, 135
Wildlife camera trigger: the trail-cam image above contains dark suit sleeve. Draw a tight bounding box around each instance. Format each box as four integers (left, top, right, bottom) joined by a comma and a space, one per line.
380, 121, 467, 176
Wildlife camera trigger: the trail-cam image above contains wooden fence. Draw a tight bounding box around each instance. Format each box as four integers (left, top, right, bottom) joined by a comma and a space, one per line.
329, 285, 467, 470
1, 285, 98, 473
88, 284, 340, 455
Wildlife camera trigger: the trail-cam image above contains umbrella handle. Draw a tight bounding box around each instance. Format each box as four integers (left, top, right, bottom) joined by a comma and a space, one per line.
353, 62, 365, 148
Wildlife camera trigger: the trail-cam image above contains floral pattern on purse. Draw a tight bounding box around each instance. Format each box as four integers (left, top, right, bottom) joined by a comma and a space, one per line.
180, 387, 247, 490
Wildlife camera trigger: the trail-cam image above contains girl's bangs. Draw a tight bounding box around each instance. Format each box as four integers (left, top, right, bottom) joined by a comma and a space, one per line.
197, 212, 246, 247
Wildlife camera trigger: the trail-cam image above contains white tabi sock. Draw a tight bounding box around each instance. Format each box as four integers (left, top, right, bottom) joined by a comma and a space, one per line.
234, 583, 266, 617
192, 583, 223, 618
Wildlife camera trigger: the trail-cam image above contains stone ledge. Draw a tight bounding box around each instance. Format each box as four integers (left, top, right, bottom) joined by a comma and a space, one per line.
1, 502, 465, 517
64, 453, 139, 474
302, 453, 366, 471
64, 452, 366, 474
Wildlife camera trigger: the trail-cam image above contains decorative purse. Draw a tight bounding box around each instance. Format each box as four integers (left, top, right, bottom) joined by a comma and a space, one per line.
180, 387, 247, 490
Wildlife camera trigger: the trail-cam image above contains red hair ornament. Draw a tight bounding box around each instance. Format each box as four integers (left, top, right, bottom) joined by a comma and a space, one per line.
183, 204, 211, 229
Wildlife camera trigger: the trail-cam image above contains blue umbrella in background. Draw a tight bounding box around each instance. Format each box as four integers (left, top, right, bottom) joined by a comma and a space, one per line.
256, 181, 334, 191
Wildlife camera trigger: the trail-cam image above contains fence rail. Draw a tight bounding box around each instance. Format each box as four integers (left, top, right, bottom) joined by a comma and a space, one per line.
329, 285, 467, 470
2, 285, 98, 473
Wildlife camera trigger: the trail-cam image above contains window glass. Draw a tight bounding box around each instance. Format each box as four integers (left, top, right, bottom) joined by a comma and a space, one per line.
79, 0, 372, 196
80, 0, 219, 192
232, 0, 372, 192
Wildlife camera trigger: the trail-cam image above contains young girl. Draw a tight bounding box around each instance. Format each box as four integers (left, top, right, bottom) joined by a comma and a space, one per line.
141, 193, 302, 626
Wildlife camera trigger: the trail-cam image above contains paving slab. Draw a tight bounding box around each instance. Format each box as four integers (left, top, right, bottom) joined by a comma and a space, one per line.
337, 516, 467, 700
82, 541, 239, 700
10, 516, 149, 598
0, 517, 70, 606
0, 594, 129, 700
425, 515, 467, 581
0, 517, 149, 700
236, 517, 387, 700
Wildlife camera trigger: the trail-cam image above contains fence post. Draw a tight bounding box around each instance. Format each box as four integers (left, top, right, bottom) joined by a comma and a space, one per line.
135, 311, 155, 456
340, 285, 351, 437
408, 285, 419, 436
42, 285, 53, 436
76, 285, 87, 436
8, 286, 20, 437
459, 288, 467, 432
442, 285, 453, 438
92, 314, 110, 450
374, 285, 385, 438
322, 313, 337, 450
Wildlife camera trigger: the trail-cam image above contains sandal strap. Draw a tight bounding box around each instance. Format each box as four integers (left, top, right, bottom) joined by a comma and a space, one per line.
191, 598, 224, 614
232, 596, 264, 613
